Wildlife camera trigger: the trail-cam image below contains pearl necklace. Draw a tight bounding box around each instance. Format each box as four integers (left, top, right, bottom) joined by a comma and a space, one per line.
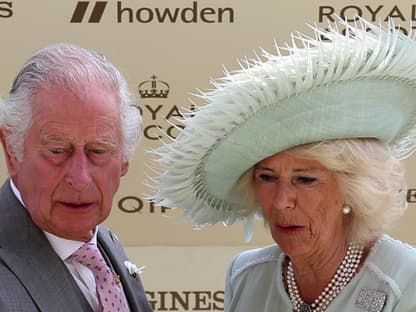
286, 243, 363, 312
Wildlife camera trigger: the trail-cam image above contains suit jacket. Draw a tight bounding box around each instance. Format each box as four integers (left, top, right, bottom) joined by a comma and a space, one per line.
0, 180, 153, 312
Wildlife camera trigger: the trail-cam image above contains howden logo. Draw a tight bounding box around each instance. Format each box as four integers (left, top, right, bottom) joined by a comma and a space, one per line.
70, 1, 234, 24
71, 1, 107, 23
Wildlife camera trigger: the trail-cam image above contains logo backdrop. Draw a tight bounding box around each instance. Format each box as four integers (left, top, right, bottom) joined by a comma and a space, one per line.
1, 1, 415, 310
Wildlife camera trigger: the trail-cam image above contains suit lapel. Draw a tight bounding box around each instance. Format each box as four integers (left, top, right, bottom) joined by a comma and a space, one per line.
0, 181, 93, 311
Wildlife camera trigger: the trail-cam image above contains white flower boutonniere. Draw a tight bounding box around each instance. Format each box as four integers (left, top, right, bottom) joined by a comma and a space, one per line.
124, 260, 145, 278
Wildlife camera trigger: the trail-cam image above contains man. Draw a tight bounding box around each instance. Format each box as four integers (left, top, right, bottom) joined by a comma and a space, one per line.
0, 44, 152, 311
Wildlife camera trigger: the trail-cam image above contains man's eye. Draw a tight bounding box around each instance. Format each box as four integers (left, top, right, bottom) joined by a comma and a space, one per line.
86, 147, 113, 164
50, 147, 65, 155
91, 149, 107, 155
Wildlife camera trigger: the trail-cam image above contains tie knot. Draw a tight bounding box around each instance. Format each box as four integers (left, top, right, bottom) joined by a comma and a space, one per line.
72, 243, 107, 273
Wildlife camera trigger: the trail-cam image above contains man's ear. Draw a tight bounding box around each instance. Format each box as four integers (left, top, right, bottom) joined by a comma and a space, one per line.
121, 160, 129, 177
0, 129, 19, 177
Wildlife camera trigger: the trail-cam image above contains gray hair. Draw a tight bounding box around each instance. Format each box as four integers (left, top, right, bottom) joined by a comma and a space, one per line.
232, 139, 407, 246
0, 43, 141, 162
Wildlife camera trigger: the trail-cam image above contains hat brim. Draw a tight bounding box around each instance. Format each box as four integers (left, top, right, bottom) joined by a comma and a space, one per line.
205, 79, 416, 200
151, 18, 416, 228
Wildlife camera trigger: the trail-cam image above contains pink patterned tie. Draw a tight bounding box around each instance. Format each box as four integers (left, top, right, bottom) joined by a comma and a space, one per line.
72, 243, 129, 312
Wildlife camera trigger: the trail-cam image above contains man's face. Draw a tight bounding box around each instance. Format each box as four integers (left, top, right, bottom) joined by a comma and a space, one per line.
3, 83, 129, 241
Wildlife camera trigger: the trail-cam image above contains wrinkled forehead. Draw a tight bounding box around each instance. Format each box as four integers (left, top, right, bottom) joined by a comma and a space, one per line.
28, 84, 122, 144
38, 120, 121, 145
31, 82, 120, 113
255, 152, 342, 182
33, 79, 120, 105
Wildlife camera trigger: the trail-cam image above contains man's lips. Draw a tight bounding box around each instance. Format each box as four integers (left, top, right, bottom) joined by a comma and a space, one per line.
57, 201, 95, 209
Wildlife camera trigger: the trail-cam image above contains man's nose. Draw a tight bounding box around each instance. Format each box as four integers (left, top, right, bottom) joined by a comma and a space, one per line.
64, 149, 92, 191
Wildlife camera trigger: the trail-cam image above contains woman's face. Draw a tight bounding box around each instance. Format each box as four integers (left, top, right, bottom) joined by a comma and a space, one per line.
254, 152, 347, 258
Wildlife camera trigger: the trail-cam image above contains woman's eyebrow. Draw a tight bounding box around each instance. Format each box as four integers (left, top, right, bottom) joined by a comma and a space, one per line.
254, 166, 324, 173
254, 165, 274, 171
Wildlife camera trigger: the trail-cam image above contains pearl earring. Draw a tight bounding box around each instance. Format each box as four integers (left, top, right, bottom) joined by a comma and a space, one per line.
342, 205, 352, 215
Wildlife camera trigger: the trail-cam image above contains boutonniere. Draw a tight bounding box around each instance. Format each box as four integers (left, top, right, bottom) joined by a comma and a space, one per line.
124, 260, 145, 278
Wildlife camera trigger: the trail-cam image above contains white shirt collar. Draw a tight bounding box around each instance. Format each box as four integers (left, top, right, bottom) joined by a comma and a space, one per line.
9, 178, 98, 260
9, 178, 24, 205
44, 230, 98, 261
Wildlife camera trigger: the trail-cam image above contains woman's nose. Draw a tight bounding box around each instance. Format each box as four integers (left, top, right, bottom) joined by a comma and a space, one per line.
272, 181, 296, 210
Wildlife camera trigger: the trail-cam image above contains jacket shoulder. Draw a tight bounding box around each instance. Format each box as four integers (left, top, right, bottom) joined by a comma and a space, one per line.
367, 235, 416, 295
228, 244, 281, 284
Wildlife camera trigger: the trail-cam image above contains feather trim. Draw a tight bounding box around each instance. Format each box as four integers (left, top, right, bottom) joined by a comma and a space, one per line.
147, 17, 416, 232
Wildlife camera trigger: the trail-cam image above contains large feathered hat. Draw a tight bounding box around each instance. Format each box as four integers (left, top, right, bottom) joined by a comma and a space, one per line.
149, 18, 416, 234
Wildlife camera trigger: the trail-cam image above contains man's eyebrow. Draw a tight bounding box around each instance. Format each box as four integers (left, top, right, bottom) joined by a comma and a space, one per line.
40, 134, 69, 144
86, 139, 118, 149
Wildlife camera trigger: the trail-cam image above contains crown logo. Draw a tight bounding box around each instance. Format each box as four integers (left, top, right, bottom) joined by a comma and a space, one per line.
138, 75, 170, 99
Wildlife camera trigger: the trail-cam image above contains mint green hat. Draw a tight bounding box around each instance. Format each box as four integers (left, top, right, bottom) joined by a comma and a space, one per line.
150, 18, 416, 233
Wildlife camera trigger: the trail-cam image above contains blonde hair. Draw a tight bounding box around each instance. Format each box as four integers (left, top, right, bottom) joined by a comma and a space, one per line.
232, 138, 407, 245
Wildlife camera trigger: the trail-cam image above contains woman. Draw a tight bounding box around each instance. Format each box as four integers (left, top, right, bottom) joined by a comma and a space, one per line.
226, 139, 414, 311
151, 18, 416, 311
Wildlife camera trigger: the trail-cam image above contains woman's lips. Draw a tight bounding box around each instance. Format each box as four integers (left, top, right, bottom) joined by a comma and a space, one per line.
276, 224, 305, 234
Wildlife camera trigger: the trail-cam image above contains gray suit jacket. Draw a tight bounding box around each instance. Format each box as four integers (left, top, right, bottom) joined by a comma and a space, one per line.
0, 181, 153, 312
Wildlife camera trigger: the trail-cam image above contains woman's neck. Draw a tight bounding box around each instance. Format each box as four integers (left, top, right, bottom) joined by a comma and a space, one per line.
286, 238, 350, 303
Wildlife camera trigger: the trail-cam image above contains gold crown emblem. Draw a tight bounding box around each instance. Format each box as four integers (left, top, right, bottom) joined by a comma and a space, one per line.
138, 75, 170, 99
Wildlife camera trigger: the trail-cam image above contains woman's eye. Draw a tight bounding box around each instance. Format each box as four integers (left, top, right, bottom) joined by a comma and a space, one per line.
257, 173, 278, 182
295, 176, 317, 184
